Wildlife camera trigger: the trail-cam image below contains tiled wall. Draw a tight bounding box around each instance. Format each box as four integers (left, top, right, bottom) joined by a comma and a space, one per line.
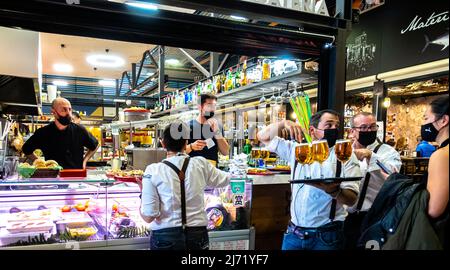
387, 94, 446, 152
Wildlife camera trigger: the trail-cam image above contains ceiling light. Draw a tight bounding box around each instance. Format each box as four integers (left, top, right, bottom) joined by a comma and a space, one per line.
99, 79, 116, 87
165, 58, 180, 66
52, 80, 69, 87
230, 15, 248, 21
146, 72, 154, 76
383, 97, 391, 108
126, 1, 158, 10
53, 63, 73, 73
86, 55, 125, 68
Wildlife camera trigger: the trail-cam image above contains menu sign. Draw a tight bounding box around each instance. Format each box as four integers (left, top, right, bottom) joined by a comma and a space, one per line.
242, 0, 330, 16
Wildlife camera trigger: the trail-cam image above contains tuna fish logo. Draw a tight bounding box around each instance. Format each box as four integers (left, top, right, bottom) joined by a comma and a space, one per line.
422, 32, 449, 53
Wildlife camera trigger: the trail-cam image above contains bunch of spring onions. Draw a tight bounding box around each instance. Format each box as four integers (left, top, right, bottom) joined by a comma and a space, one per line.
289, 92, 312, 143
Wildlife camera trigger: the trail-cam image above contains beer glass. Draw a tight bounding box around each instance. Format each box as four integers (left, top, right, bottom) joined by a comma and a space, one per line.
312, 139, 330, 178
260, 149, 270, 168
295, 143, 312, 179
334, 139, 352, 178
251, 149, 261, 167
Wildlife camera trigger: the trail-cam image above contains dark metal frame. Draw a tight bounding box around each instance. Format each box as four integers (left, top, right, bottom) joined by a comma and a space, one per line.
0, 0, 353, 117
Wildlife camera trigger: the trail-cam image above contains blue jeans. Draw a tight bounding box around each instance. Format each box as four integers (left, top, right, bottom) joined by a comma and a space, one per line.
150, 226, 209, 250
282, 221, 345, 250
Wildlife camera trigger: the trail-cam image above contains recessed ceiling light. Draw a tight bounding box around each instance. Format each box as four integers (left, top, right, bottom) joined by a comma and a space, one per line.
230, 15, 248, 21
126, 1, 158, 10
99, 79, 116, 87
165, 58, 180, 66
52, 80, 69, 87
53, 63, 73, 73
86, 54, 125, 68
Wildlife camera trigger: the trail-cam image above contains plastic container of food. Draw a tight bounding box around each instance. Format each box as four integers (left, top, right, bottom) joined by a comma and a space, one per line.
55, 212, 94, 233
68, 226, 98, 239
31, 169, 60, 178
59, 169, 87, 178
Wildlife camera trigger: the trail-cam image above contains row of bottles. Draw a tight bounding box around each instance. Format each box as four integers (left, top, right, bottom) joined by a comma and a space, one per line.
155, 59, 274, 112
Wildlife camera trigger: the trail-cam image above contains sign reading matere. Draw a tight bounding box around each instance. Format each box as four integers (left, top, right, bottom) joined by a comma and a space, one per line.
242, 0, 330, 17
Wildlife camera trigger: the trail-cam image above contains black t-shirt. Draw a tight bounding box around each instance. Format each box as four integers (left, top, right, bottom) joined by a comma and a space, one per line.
22, 122, 98, 169
187, 119, 223, 163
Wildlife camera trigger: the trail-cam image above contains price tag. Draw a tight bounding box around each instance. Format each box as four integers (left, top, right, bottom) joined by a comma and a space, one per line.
230, 180, 245, 194
230, 180, 246, 207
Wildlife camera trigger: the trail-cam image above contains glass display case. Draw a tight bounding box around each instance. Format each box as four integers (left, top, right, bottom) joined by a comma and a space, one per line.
0, 177, 254, 250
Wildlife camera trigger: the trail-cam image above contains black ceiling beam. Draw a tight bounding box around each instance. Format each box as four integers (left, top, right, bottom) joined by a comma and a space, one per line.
58, 92, 157, 102
0, 0, 334, 58
151, 0, 349, 33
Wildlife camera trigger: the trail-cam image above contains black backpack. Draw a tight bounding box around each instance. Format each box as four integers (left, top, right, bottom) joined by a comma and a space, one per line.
357, 173, 425, 249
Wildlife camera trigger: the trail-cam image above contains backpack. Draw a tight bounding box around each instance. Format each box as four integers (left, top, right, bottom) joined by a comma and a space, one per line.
357, 173, 425, 249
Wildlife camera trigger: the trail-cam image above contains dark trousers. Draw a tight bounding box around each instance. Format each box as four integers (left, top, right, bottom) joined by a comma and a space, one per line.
282, 221, 345, 250
150, 226, 209, 250
344, 211, 367, 250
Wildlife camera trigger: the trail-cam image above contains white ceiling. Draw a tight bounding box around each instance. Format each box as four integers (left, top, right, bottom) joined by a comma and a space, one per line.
40, 32, 155, 79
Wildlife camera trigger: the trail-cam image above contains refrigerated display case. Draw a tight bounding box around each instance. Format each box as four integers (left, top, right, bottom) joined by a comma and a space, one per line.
0, 177, 254, 250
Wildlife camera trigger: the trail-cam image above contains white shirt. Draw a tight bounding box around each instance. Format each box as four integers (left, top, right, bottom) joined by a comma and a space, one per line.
267, 137, 362, 228
141, 154, 230, 230
348, 141, 402, 213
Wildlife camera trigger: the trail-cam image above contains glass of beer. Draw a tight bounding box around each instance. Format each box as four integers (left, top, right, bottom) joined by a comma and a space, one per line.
260, 149, 270, 168
251, 149, 261, 167
312, 139, 330, 178
334, 139, 352, 178
295, 143, 312, 179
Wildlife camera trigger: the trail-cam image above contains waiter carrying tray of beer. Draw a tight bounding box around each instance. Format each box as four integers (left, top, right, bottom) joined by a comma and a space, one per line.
257, 109, 362, 250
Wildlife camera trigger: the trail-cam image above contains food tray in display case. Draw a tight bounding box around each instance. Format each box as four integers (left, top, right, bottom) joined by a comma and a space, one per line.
0, 177, 254, 249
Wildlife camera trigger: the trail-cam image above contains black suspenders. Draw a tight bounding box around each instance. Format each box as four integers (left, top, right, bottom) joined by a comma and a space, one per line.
329, 162, 342, 221
162, 157, 191, 229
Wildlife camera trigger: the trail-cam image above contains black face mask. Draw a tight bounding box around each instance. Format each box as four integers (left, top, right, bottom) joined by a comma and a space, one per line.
56, 112, 71, 126
204, 111, 215, 120
421, 122, 440, 142
323, 128, 338, 147
357, 131, 378, 146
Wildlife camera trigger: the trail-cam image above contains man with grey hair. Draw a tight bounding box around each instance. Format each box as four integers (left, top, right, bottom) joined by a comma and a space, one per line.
344, 111, 402, 249
22, 97, 99, 169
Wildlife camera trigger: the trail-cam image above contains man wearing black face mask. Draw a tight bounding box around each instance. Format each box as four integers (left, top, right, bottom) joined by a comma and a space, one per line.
258, 109, 362, 250
186, 94, 229, 167
344, 112, 402, 249
22, 98, 99, 169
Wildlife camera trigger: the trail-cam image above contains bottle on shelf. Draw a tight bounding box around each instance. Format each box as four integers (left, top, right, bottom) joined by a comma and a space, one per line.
220, 73, 226, 93
213, 75, 220, 94
262, 58, 271, 80
225, 68, 233, 91
243, 139, 252, 155
255, 59, 262, 82
235, 65, 241, 89
241, 60, 248, 87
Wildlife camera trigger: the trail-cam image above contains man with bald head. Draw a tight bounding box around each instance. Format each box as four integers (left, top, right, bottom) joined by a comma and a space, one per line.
22, 97, 99, 169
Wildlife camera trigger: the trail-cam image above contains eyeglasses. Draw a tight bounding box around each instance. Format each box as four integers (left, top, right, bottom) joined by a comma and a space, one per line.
353, 124, 378, 132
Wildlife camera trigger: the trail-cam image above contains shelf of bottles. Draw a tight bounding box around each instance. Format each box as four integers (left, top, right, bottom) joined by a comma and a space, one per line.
151, 58, 317, 118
